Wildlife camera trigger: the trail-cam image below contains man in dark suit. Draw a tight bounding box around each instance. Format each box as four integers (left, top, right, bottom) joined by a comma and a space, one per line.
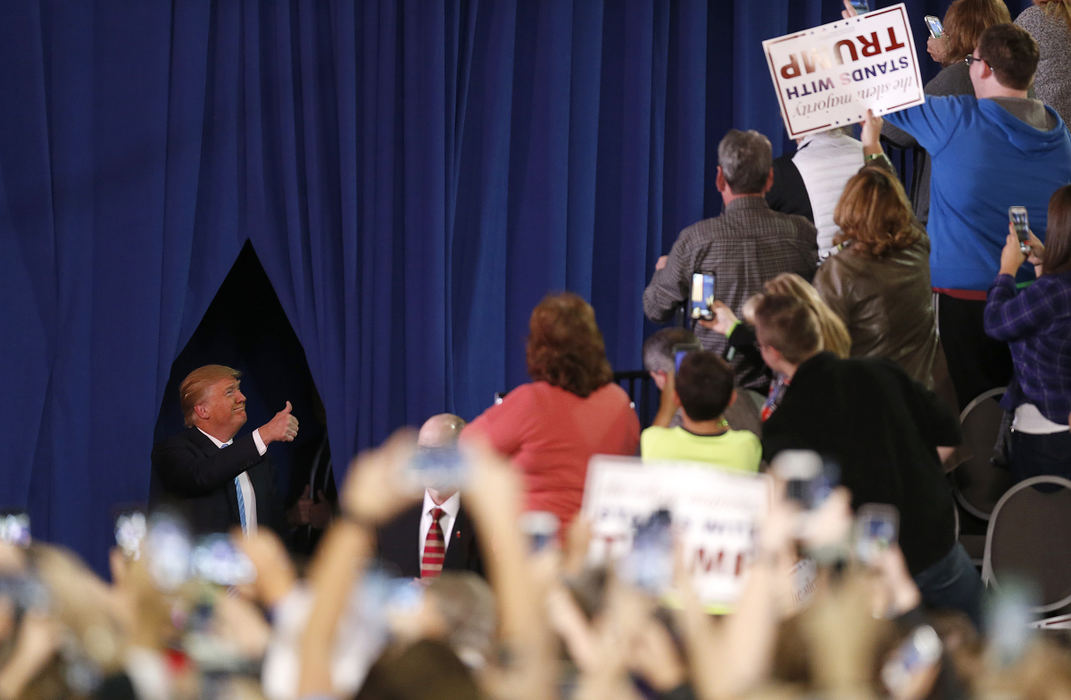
150, 364, 299, 535
376, 414, 483, 578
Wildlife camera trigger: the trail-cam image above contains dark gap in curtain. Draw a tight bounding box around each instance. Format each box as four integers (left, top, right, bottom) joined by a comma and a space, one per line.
154, 241, 322, 522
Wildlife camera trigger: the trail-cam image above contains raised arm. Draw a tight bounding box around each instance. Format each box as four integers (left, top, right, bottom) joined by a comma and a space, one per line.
463, 439, 556, 700
151, 431, 264, 496
297, 433, 419, 698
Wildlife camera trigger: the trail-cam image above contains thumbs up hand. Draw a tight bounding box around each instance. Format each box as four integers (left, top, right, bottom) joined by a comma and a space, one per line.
260, 401, 300, 444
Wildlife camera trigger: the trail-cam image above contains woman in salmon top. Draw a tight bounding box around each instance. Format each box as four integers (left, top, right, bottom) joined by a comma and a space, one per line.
463, 292, 640, 530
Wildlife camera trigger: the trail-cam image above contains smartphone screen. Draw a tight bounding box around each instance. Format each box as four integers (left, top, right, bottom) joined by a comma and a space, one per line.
849, 0, 870, 14
689, 273, 715, 321
881, 625, 942, 695
145, 511, 193, 591
190, 534, 256, 586
773, 451, 838, 510
1011, 205, 1028, 247
924, 15, 943, 38
986, 581, 1035, 667
620, 509, 673, 593
519, 511, 560, 552
671, 342, 701, 373
403, 445, 468, 493
115, 511, 147, 560
0, 512, 31, 548
854, 504, 899, 564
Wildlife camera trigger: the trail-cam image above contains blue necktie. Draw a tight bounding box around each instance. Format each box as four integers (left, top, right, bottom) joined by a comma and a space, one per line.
221, 443, 248, 531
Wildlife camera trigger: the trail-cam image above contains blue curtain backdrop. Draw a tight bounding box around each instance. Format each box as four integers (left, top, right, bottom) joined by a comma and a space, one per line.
0, 0, 1031, 569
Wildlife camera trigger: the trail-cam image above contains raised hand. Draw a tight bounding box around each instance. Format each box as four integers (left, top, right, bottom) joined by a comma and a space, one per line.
999, 227, 1028, 276
339, 430, 419, 526
259, 401, 299, 444
232, 527, 296, 607
698, 300, 739, 336
926, 35, 947, 64
859, 109, 884, 153
288, 484, 313, 526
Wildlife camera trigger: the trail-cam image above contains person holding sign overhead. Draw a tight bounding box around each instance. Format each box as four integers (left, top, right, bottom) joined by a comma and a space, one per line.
880, 0, 1013, 226
882, 22, 1071, 410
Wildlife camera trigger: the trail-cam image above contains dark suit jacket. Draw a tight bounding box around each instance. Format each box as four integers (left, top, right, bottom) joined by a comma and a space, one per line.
376, 501, 484, 579
149, 427, 282, 536
766, 153, 814, 222
762, 352, 961, 576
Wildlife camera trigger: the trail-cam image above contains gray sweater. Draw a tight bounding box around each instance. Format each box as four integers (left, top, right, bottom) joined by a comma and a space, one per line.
1016, 4, 1071, 129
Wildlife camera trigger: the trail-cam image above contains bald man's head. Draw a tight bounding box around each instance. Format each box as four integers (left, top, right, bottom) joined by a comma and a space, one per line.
417, 413, 466, 449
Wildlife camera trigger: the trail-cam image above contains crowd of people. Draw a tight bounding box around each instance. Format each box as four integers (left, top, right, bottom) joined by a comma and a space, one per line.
2, 2, 1071, 698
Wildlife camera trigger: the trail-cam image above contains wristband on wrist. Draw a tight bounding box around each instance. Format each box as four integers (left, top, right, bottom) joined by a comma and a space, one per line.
864, 152, 892, 167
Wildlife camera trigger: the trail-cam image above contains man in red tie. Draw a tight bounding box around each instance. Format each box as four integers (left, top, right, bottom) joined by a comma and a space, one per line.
376, 414, 484, 579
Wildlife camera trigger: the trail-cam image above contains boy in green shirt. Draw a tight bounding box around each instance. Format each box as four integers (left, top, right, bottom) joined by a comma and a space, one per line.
641, 350, 761, 472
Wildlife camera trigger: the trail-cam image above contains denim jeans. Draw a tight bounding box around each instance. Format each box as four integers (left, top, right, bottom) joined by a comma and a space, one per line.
1010, 429, 1071, 483
913, 542, 984, 629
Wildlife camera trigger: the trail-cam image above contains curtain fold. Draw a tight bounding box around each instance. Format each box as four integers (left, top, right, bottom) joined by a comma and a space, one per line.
0, 0, 1032, 569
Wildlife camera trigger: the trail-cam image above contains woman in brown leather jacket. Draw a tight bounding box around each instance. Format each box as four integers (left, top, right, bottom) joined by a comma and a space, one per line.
813, 164, 939, 389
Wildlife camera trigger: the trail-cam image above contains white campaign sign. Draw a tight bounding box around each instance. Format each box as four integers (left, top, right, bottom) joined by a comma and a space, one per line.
762, 4, 924, 138
582, 455, 770, 607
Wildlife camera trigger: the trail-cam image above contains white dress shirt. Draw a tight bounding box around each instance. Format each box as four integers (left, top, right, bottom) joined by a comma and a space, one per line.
418, 490, 461, 561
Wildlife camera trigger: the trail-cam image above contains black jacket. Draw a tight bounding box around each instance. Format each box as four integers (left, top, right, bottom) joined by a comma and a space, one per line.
762, 352, 961, 575
149, 427, 283, 536
376, 501, 484, 579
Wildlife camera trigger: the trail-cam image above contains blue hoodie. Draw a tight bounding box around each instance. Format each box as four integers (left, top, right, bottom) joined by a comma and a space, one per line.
885, 96, 1071, 291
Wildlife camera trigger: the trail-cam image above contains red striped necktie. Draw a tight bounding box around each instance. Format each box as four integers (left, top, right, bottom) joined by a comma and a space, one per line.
421, 507, 446, 578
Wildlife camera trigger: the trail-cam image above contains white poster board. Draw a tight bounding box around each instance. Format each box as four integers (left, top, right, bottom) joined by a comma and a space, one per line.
762, 4, 925, 138
582, 455, 770, 607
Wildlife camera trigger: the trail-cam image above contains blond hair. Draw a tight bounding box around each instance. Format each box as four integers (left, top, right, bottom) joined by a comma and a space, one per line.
1036, 0, 1071, 32
761, 273, 852, 359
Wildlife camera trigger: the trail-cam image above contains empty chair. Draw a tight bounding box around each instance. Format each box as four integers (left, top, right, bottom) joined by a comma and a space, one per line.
950, 387, 1014, 520
982, 476, 1071, 614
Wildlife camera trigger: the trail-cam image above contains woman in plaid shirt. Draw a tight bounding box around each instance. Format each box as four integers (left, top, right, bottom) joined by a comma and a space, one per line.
984, 185, 1071, 482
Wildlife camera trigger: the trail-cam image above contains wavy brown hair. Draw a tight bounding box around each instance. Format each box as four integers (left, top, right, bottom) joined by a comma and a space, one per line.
526, 292, 613, 397
833, 166, 921, 258
1042, 185, 1071, 277
942, 0, 1011, 66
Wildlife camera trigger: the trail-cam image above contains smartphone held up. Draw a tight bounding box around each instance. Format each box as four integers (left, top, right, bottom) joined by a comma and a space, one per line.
690, 272, 716, 321
1009, 206, 1032, 255
924, 14, 943, 38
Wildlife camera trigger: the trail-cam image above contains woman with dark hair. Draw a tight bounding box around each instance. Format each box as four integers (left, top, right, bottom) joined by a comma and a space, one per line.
984, 184, 1071, 481
463, 292, 639, 529
813, 115, 938, 389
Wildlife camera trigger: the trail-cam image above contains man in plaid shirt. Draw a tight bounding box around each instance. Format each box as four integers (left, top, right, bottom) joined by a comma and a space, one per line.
643, 129, 818, 391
